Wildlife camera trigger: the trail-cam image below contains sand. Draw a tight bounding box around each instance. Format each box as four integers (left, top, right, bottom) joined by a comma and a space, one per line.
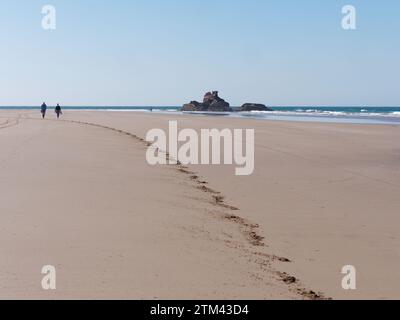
0, 110, 399, 299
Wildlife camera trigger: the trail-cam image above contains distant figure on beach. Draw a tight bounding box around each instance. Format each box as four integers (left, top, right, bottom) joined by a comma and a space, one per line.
41, 102, 47, 119
55, 104, 62, 118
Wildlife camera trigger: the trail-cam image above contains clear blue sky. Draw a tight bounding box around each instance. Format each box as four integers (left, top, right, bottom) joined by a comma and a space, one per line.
0, 0, 399, 106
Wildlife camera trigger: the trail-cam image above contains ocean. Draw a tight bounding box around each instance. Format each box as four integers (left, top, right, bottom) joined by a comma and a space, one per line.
1, 106, 400, 125
233, 106, 400, 125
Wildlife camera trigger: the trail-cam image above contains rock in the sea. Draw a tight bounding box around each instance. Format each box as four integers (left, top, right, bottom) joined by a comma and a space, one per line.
182, 101, 203, 111
240, 103, 273, 112
182, 91, 231, 112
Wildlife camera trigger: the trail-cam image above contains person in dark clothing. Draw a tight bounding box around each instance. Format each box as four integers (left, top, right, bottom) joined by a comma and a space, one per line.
55, 104, 62, 118
41, 102, 47, 119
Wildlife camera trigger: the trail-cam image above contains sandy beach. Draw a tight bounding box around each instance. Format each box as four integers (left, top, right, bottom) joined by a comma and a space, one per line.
0, 110, 399, 300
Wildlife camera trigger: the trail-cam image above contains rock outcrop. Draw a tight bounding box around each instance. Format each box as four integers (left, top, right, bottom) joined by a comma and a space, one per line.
183, 91, 231, 112
239, 103, 273, 112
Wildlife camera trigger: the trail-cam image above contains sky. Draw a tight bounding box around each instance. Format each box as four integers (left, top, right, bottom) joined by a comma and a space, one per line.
0, 0, 399, 106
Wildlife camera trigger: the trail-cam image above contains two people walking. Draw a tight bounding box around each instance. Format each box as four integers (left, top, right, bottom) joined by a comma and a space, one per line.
41, 102, 62, 119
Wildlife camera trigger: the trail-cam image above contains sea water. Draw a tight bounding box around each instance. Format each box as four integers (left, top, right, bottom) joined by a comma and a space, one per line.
1, 106, 400, 125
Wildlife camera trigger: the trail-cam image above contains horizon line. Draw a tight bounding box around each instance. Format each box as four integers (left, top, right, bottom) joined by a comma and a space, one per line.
1, 105, 400, 108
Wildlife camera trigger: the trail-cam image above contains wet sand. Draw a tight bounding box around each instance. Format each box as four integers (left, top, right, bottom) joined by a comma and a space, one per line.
0, 110, 399, 299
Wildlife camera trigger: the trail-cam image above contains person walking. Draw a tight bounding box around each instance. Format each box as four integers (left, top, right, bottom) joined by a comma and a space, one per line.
55, 103, 62, 119
41, 102, 47, 119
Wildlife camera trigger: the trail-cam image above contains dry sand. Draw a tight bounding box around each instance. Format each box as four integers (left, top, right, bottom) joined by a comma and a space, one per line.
0, 110, 399, 299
